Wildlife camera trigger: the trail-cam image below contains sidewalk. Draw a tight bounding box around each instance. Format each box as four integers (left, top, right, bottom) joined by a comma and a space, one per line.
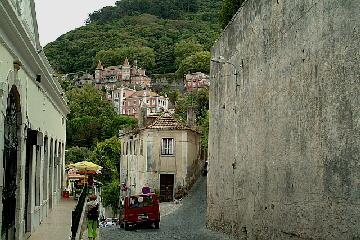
27, 196, 181, 240
27, 196, 82, 240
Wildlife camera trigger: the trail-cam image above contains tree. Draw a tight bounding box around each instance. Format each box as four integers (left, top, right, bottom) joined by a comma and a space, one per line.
88, 137, 122, 185
66, 84, 115, 120
101, 115, 137, 140
67, 116, 101, 148
175, 51, 210, 77
168, 89, 180, 105
175, 88, 209, 123
174, 39, 203, 68
65, 147, 93, 164
198, 109, 209, 154
101, 180, 120, 217
219, 0, 244, 29
93, 46, 156, 74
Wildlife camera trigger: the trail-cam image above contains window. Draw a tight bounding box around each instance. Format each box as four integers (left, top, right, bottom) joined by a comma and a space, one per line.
161, 138, 174, 155
129, 195, 154, 208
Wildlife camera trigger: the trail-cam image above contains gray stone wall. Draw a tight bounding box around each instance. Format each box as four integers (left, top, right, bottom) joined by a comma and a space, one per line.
208, 0, 360, 239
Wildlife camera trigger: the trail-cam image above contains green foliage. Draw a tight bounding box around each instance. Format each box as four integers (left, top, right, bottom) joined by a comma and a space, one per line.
88, 137, 122, 185
43, 0, 223, 75
93, 46, 156, 73
174, 88, 209, 153
101, 115, 138, 140
66, 84, 115, 120
67, 116, 101, 148
174, 39, 203, 68
101, 180, 120, 216
175, 88, 209, 123
175, 51, 210, 77
168, 89, 180, 105
65, 84, 137, 148
198, 109, 209, 149
65, 146, 93, 164
219, 0, 244, 29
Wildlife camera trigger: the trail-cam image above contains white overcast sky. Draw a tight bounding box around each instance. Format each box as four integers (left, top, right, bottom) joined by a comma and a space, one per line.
34, 0, 116, 46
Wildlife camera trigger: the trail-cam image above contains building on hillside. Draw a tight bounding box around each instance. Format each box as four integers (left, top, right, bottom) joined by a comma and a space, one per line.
0, 1, 69, 239
121, 90, 169, 118
119, 108, 203, 201
185, 72, 210, 92
94, 59, 151, 90
111, 87, 137, 115
77, 73, 94, 85
209, 0, 360, 239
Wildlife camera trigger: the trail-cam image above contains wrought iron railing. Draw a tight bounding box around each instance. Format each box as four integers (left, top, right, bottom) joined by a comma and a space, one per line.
71, 184, 88, 240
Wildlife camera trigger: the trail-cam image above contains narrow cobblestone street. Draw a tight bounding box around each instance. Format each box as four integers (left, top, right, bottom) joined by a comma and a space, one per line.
98, 176, 237, 240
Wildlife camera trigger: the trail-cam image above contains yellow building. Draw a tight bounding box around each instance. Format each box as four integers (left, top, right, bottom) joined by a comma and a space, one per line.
0, 1, 69, 239
119, 110, 202, 201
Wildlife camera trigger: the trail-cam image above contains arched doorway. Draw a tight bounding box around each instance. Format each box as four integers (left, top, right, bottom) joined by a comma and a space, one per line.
1, 88, 19, 240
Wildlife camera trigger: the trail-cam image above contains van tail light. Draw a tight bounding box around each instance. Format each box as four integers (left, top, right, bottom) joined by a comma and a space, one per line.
125, 214, 129, 220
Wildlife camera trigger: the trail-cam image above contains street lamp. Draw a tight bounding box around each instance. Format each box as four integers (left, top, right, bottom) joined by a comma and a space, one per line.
211, 56, 241, 86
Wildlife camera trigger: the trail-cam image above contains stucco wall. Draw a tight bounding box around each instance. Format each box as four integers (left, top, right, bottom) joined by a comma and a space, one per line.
208, 0, 360, 239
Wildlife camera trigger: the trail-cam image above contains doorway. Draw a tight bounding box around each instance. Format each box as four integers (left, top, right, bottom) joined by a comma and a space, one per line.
160, 174, 174, 202
1, 89, 18, 240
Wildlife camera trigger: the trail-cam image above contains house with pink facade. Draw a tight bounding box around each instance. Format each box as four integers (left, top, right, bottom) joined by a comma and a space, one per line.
121, 90, 169, 118
94, 58, 151, 90
185, 72, 210, 92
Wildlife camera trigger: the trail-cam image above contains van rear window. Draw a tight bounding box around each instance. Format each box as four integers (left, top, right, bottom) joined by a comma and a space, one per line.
129, 195, 154, 208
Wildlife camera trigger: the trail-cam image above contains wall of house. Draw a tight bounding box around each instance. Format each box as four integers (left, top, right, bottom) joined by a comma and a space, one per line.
185, 131, 202, 191
0, 1, 68, 239
147, 130, 186, 187
208, 0, 360, 239
120, 128, 203, 197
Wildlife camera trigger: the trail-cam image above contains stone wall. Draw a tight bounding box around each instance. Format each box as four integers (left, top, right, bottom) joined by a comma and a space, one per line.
208, 0, 360, 239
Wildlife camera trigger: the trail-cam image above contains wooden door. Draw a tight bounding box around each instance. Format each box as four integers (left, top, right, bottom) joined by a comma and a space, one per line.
160, 174, 174, 202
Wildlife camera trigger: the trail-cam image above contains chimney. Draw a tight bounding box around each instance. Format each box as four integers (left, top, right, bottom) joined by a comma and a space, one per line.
138, 102, 148, 128
187, 105, 196, 128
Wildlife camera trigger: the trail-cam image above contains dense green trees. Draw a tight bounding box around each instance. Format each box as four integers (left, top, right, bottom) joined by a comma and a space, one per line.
101, 180, 120, 216
93, 46, 156, 71
219, 0, 244, 29
174, 88, 209, 152
44, 0, 223, 75
66, 84, 137, 148
65, 146, 93, 164
88, 136, 122, 185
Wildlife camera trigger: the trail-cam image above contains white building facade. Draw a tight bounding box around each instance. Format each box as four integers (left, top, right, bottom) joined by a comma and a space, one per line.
0, 1, 69, 240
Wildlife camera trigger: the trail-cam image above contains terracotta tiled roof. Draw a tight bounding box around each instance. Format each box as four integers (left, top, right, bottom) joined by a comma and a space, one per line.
130, 90, 158, 97
147, 110, 191, 130
79, 74, 94, 79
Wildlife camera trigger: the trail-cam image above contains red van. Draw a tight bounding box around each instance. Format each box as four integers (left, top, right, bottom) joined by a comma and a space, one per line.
118, 193, 160, 230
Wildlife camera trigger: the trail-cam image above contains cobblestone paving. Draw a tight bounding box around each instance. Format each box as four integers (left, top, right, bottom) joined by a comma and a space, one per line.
98, 176, 237, 240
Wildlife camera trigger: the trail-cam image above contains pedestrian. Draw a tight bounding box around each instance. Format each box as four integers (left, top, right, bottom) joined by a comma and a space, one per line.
85, 194, 99, 240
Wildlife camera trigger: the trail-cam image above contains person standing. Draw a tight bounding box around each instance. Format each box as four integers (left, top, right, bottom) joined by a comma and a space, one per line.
85, 194, 99, 240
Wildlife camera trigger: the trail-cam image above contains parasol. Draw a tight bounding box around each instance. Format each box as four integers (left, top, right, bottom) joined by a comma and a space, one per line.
67, 161, 103, 171
67, 161, 102, 187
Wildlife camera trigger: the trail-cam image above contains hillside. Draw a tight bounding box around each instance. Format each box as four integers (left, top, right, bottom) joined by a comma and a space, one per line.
44, 0, 223, 76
